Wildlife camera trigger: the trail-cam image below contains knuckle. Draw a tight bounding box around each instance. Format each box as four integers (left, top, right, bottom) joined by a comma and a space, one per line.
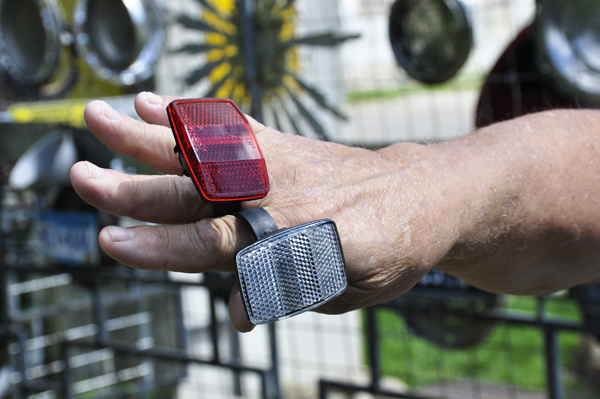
153, 225, 173, 270
211, 217, 237, 255
172, 177, 207, 218
123, 175, 146, 218
193, 218, 237, 263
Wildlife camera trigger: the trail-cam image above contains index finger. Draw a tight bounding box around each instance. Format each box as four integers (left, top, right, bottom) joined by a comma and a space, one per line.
84, 99, 182, 175
134, 92, 268, 134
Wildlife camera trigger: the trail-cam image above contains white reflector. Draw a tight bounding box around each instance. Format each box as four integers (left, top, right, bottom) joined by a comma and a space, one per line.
236, 219, 347, 324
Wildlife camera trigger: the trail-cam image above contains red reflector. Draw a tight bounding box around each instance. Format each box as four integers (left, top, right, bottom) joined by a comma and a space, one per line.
167, 99, 269, 201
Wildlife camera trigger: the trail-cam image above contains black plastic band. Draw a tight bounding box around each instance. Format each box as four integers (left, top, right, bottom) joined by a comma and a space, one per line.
235, 207, 278, 240
214, 202, 242, 217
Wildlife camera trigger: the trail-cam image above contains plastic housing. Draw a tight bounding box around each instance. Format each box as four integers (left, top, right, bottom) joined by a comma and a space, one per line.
167, 98, 269, 202
236, 219, 348, 324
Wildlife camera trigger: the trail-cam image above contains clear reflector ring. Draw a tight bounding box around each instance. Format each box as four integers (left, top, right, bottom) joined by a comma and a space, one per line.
537, 0, 600, 106
0, 0, 64, 87
236, 219, 348, 325
73, 0, 165, 85
388, 0, 472, 84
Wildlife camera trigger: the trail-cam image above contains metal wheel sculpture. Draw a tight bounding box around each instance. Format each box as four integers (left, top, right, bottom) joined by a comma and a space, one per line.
175, 0, 358, 140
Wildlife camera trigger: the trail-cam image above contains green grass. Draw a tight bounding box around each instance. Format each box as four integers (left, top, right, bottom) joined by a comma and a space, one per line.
347, 74, 485, 103
369, 295, 584, 391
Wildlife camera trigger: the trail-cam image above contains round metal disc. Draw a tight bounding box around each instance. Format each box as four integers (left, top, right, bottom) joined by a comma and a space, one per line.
389, 0, 472, 84
537, 0, 600, 106
9, 129, 77, 192
400, 294, 502, 349
0, 0, 63, 87
74, 0, 166, 85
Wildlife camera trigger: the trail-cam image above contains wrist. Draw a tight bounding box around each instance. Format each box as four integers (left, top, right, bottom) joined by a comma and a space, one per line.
443, 128, 525, 251
431, 119, 539, 289
377, 141, 491, 268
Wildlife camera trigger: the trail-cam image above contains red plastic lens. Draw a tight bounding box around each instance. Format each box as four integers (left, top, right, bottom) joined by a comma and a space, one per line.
167, 99, 269, 201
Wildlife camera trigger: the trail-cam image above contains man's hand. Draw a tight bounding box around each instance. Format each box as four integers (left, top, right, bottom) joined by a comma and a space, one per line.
70, 92, 467, 331
71, 92, 600, 332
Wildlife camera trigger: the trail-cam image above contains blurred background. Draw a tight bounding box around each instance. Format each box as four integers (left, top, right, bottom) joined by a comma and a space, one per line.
1, 0, 600, 398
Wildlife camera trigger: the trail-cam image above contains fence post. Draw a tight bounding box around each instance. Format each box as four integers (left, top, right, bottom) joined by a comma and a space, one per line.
61, 341, 74, 399
240, 0, 263, 123
544, 326, 563, 399
268, 323, 282, 399
366, 307, 381, 392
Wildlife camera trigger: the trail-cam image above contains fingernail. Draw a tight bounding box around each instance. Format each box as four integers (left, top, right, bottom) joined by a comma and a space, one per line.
107, 226, 134, 242
100, 101, 119, 121
145, 91, 162, 105
86, 161, 106, 180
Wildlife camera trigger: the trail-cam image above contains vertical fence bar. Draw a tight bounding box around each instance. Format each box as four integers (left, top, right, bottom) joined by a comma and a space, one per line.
544, 326, 564, 399
175, 284, 189, 354
0, 187, 6, 329
230, 322, 243, 397
13, 328, 28, 399
0, 187, 10, 396
268, 323, 282, 399
208, 287, 221, 363
319, 379, 328, 399
60, 341, 74, 399
133, 280, 151, 399
261, 370, 270, 399
175, 283, 189, 386
366, 306, 381, 392
240, 0, 263, 123
91, 281, 108, 345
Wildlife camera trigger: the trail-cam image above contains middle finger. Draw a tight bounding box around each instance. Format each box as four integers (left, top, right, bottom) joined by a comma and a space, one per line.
70, 161, 213, 224
84, 100, 181, 175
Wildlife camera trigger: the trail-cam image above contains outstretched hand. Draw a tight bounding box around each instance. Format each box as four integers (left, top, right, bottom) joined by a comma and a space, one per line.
70, 92, 467, 331
71, 92, 600, 332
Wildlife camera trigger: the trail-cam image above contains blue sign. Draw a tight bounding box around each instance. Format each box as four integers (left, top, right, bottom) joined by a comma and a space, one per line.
35, 211, 99, 266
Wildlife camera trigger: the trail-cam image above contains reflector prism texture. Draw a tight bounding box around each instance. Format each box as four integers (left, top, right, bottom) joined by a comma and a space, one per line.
168, 99, 269, 201
236, 220, 347, 324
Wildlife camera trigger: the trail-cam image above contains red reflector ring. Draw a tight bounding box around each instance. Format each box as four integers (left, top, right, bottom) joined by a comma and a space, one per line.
167, 99, 269, 201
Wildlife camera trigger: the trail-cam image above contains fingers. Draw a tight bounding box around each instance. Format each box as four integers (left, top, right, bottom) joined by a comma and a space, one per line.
134, 91, 268, 134
134, 92, 182, 127
70, 161, 213, 224
84, 100, 181, 175
229, 284, 256, 332
244, 114, 266, 135
85, 92, 273, 178
99, 215, 256, 273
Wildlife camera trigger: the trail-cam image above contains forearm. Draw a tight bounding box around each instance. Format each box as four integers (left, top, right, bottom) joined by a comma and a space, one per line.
419, 109, 600, 295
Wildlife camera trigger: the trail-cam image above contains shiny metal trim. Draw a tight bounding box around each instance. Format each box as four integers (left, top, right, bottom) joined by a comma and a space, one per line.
73, 0, 166, 85
0, 0, 65, 87
537, 0, 600, 106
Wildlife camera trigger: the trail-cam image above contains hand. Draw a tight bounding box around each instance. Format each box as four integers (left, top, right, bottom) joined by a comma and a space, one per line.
72, 93, 600, 332
70, 92, 468, 331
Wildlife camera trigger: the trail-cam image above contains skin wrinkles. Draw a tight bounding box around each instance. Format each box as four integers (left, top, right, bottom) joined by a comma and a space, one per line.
167, 176, 211, 222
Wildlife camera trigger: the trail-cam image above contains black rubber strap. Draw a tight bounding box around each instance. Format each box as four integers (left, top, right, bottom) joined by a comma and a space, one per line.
214, 202, 242, 217
235, 207, 278, 240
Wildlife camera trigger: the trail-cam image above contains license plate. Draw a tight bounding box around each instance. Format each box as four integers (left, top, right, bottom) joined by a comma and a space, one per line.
35, 211, 99, 266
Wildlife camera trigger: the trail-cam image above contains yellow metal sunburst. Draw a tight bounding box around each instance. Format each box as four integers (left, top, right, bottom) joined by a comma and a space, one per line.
176, 0, 357, 139
200, 0, 299, 108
